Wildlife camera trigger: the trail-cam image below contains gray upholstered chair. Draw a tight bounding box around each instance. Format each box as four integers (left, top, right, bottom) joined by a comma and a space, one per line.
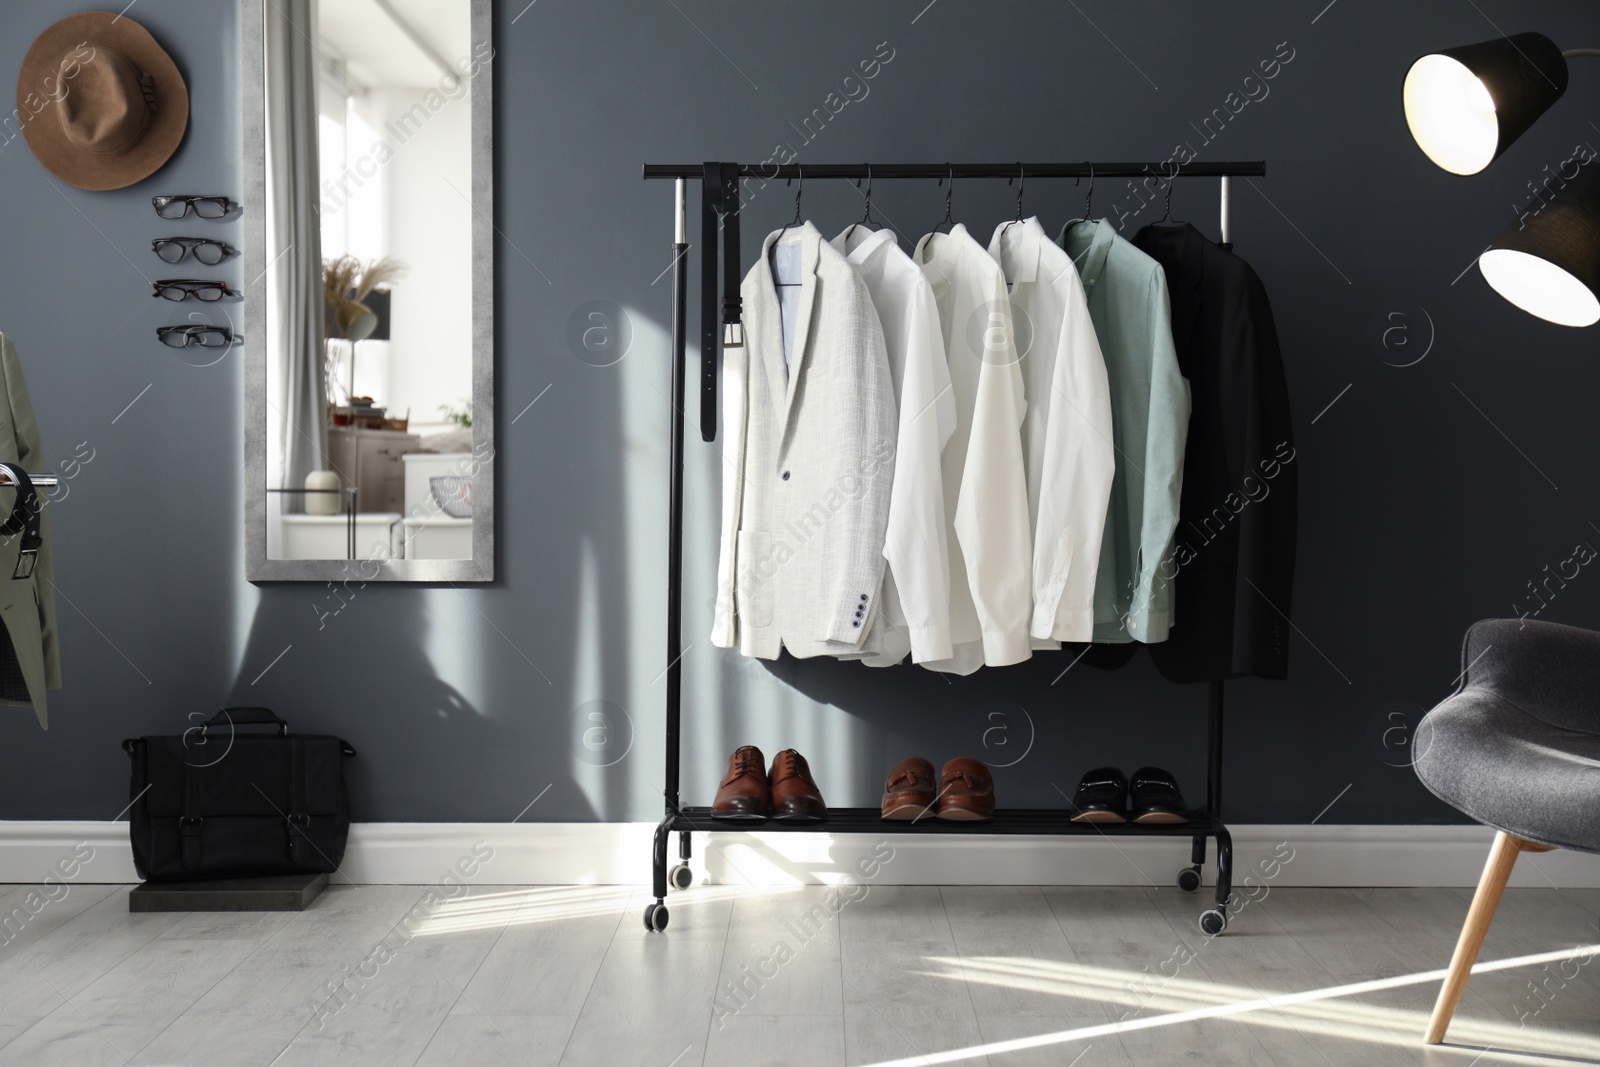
1412, 618, 1600, 1044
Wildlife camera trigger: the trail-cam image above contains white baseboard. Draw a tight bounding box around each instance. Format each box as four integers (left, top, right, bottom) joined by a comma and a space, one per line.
1, 821, 1595, 888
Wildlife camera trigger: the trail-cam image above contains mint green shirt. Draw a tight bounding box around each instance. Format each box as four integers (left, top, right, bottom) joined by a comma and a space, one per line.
1058, 220, 1190, 643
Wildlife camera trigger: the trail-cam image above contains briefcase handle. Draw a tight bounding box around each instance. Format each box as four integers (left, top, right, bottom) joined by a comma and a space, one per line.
202, 707, 288, 736
120, 710, 356, 758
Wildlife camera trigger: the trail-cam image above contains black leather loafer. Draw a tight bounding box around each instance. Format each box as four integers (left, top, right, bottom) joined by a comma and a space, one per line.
1070, 766, 1128, 823
1130, 766, 1189, 824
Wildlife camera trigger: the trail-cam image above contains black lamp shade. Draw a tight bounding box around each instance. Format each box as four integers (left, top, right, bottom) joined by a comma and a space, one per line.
1404, 32, 1567, 175
1480, 165, 1600, 327
364, 288, 392, 342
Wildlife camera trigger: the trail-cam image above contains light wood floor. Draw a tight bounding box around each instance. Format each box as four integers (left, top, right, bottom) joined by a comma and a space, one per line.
0, 880, 1594, 1066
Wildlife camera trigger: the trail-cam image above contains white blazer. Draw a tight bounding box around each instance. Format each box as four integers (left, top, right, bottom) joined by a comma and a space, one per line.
989, 218, 1116, 645
831, 226, 957, 667
914, 225, 1033, 674
710, 222, 898, 660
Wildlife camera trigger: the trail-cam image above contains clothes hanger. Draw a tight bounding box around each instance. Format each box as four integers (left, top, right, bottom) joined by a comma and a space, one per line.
1150, 165, 1187, 227
1067, 162, 1096, 227
772, 166, 804, 287
773, 165, 803, 247
998, 163, 1026, 241
842, 163, 878, 243
932, 164, 955, 234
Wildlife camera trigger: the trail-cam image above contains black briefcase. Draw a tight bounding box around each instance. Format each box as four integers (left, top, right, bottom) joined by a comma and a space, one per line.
122, 707, 357, 883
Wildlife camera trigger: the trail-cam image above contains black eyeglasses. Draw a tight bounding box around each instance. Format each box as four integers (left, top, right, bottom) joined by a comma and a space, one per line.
157, 325, 236, 349
152, 195, 231, 220
152, 279, 238, 302
152, 237, 236, 265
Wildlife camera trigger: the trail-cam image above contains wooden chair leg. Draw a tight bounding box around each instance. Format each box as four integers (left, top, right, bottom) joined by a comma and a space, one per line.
1425, 831, 1556, 1044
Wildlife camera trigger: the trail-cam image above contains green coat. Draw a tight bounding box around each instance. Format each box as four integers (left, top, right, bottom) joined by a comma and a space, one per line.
0, 334, 59, 728
1058, 221, 1190, 643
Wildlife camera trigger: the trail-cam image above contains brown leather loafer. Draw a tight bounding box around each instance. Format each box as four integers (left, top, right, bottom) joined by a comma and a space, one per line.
711, 745, 769, 821
937, 757, 995, 821
769, 749, 826, 821
881, 757, 937, 821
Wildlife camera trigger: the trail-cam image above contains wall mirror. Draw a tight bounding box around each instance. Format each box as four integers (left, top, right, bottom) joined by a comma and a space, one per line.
243, 0, 494, 581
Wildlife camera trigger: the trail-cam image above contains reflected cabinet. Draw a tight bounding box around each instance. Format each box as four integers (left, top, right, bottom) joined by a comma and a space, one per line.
242, 0, 494, 581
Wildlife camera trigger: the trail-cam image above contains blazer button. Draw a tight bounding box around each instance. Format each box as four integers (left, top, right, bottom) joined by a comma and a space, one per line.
781, 471, 791, 481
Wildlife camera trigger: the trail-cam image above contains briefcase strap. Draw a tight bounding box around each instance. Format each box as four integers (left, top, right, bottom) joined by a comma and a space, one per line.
287, 738, 313, 867
181, 762, 203, 870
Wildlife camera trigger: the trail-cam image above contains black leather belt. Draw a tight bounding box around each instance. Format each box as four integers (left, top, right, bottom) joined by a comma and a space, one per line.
700, 162, 743, 443
0, 463, 41, 580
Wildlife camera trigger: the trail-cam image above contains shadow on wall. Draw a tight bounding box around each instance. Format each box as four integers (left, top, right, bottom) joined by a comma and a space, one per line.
222, 578, 609, 824
220, 297, 640, 824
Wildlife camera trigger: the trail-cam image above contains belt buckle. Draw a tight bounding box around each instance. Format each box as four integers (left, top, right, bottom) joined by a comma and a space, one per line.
12, 547, 36, 580
722, 321, 744, 348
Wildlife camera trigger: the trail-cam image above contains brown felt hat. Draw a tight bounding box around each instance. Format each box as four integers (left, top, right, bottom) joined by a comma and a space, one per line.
16, 11, 188, 191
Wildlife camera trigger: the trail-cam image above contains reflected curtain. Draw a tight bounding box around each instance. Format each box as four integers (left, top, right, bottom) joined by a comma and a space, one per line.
267, 0, 326, 510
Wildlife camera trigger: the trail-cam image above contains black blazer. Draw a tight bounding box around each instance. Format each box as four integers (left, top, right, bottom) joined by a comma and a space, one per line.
1132, 224, 1297, 682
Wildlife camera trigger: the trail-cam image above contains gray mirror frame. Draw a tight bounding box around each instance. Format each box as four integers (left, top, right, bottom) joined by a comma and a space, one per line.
241, 0, 495, 582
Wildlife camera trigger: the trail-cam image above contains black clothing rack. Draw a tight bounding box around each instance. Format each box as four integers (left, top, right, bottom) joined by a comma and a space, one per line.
640, 160, 1267, 936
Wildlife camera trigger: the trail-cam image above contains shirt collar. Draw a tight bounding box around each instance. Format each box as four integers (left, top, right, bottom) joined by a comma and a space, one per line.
831, 224, 896, 264
914, 222, 972, 268
1058, 218, 1115, 289
988, 216, 1046, 285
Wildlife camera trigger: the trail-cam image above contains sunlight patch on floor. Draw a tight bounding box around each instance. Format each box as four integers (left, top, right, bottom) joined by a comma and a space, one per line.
846, 943, 1600, 1067
408, 883, 761, 934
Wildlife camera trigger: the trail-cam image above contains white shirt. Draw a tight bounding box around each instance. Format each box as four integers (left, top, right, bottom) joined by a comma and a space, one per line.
989, 217, 1116, 644
914, 225, 1033, 674
831, 226, 958, 666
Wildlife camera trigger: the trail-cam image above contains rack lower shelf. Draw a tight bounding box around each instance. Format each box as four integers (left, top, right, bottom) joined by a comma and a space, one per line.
648, 805, 1236, 935
667, 806, 1221, 836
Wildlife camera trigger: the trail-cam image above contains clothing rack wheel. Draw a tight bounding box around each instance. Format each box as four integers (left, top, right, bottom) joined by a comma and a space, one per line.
643, 161, 1263, 936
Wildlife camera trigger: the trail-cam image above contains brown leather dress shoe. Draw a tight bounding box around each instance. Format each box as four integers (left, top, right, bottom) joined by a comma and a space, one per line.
937, 757, 995, 821
711, 745, 769, 820
769, 749, 826, 821
881, 757, 937, 821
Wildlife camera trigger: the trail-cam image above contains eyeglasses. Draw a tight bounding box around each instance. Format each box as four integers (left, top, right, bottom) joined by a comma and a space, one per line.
157, 325, 236, 349
152, 279, 238, 302
152, 237, 236, 265
152, 195, 231, 220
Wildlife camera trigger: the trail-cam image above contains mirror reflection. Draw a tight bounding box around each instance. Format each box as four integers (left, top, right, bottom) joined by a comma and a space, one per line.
263, 0, 485, 564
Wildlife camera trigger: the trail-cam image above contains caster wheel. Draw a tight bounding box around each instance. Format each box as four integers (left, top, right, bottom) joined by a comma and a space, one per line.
1177, 866, 1201, 893
1198, 908, 1227, 936
643, 903, 670, 932
669, 863, 694, 890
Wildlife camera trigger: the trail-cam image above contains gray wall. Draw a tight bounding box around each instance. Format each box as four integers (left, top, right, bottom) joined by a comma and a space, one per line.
2, 0, 1598, 827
